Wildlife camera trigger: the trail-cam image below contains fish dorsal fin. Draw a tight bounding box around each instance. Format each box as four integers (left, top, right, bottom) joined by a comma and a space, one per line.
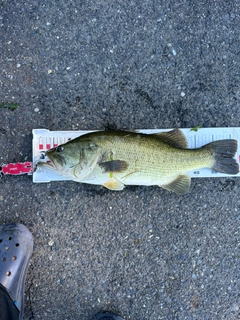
161, 174, 191, 194
151, 129, 188, 149
103, 178, 125, 191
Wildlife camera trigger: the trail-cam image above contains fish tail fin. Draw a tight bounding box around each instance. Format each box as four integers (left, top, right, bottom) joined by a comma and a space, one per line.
203, 139, 239, 174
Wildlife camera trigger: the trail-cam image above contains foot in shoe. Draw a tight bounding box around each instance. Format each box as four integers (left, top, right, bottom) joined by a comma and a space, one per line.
0, 223, 33, 320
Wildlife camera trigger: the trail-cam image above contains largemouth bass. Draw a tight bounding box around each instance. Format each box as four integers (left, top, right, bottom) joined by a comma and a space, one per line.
39, 129, 239, 194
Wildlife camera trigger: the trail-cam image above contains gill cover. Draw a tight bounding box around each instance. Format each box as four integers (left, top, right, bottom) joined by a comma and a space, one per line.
47, 139, 103, 180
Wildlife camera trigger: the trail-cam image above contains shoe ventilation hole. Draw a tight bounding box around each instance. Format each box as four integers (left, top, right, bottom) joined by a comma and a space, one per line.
2, 257, 6, 261
15, 243, 19, 247
8, 237, 12, 240
6, 271, 11, 276
5, 247, 9, 251
12, 256, 17, 261
0, 239, 2, 243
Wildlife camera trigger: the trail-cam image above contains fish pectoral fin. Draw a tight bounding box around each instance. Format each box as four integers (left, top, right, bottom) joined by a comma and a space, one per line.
99, 160, 128, 173
152, 129, 188, 149
161, 174, 191, 194
103, 178, 125, 191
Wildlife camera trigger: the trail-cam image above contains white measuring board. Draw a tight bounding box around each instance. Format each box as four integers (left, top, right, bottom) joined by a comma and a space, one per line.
32, 128, 240, 183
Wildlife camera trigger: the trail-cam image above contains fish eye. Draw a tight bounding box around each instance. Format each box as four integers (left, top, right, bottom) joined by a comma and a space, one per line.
56, 145, 64, 152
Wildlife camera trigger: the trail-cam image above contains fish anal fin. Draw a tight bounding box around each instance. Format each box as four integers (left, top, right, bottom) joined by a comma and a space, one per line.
99, 160, 128, 173
103, 179, 125, 191
161, 174, 191, 194
152, 129, 188, 149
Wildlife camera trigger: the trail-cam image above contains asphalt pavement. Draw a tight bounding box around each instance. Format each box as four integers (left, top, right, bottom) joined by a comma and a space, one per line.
0, 1, 240, 319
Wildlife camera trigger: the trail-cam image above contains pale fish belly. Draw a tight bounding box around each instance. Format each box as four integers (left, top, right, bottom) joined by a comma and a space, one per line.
78, 165, 185, 187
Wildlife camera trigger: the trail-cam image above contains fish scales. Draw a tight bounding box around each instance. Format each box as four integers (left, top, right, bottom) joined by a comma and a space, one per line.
81, 132, 211, 183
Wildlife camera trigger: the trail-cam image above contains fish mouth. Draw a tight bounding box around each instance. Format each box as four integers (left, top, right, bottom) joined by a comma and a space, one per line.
45, 151, 66, 169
